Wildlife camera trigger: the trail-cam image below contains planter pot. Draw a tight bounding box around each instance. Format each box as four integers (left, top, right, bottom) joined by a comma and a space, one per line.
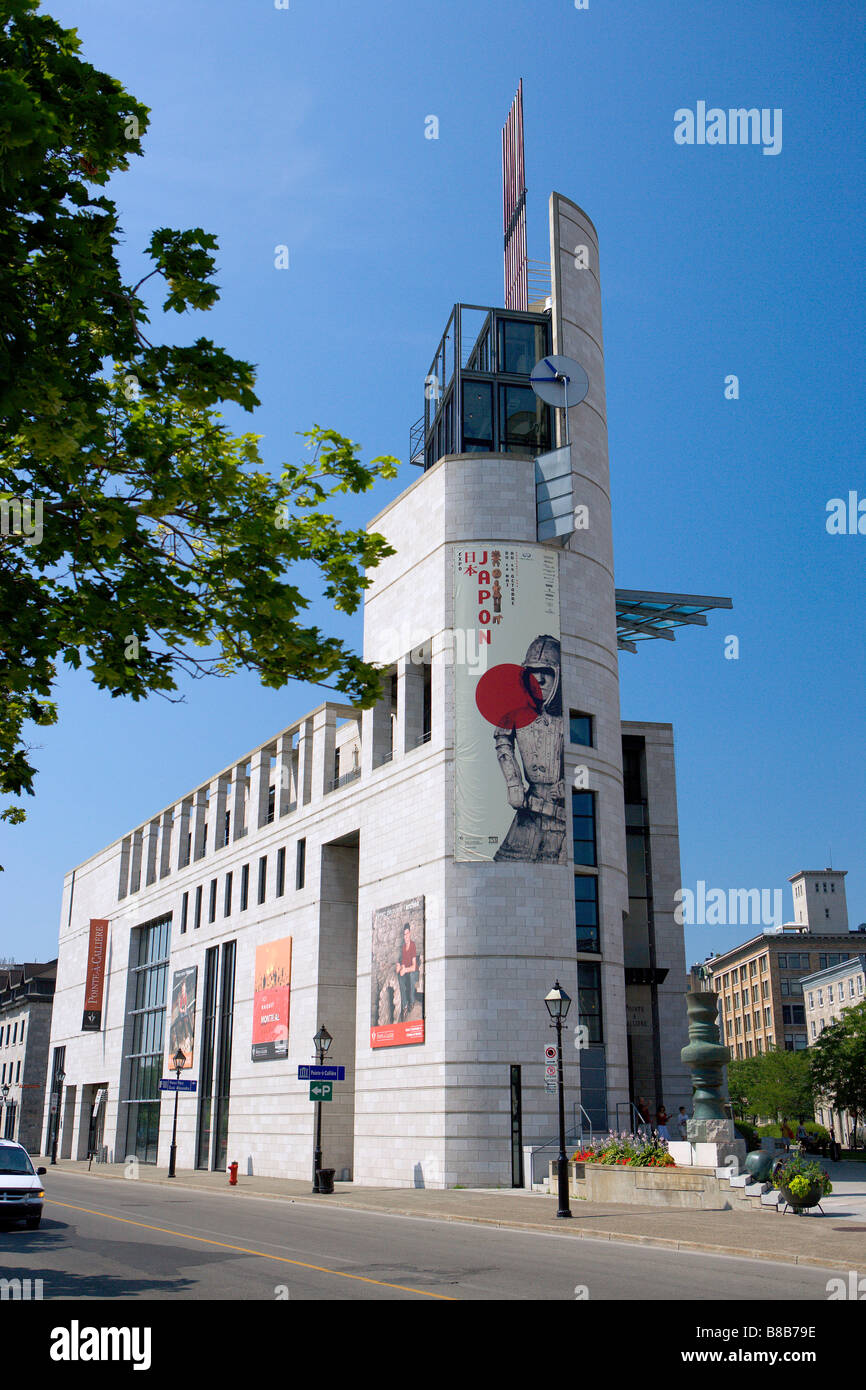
779, 1180, 823, 1214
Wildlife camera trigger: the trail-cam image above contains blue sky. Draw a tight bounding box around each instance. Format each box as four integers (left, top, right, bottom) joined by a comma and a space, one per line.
2, 0, 864, 963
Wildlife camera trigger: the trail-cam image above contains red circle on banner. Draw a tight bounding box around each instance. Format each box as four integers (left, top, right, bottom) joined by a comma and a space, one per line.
474, 664, 542, 729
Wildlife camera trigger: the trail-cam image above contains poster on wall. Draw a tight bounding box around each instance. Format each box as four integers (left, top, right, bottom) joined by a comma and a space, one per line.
453, 544, 565, 863
81, 918, 109, 1031
251, 936, 292, 1061
167, 965, 197, 1068
370, 897, 425, 1048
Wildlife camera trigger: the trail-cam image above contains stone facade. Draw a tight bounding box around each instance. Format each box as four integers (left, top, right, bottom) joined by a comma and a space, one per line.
42, 191, 698, 1187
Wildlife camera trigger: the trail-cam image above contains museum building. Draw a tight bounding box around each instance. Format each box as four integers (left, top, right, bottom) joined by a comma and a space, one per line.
42, 101, 733, 1186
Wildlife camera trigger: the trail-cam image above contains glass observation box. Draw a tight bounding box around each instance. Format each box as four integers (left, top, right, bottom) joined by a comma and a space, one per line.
410, 304, 553, 471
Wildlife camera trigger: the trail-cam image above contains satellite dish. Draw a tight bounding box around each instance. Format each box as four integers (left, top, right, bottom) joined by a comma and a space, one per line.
530, 355, 589, 409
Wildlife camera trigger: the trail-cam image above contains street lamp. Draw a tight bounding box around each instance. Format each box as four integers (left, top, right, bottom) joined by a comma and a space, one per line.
50, 1069, 66, 1166
167, 1047, 186, 1179
311, 1024, 333, 1193
544, 981, 572, 1219
0, 1084, 8, 1141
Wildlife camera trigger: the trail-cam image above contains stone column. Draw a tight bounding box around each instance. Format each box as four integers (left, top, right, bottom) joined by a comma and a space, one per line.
311, 707, 337, 803
175, 800, 191, 869
248, 747, 272, 832
212, 776, 229, 850
277, 731, 294, 816
142, 820, 158, 887
231, 763, 247, 842
159, 809, 173, 879
395, 656, 424, 757
191, 787, 208, 862
296, 718, 314, 807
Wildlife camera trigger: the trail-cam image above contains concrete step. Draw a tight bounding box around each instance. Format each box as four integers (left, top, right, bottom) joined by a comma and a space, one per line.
729, 1173, 750, 1187
761, 1189, 783, 1207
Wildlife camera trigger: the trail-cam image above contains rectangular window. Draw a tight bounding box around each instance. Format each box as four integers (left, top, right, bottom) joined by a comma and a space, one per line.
124, 917, 171, 1165
746, 1040, 753, 1057
498, 383, 550, 453
15, 1060, 20, 1081
760, 956, 768, 973
778, 954, 788, 969
810, 1020, 817, 1038
461, 380, 493, 450
208, 878, 217, 924
224, 872, 232, 917
571, 791, 597, 867
744, 1015, 751, 1032
780, 979, 790, 996
749, 959, 757, 977
740, 965, 748, 982
240, 864, 249, 912
258, 856, 267, 905
764, 1007, 771, 1027
267, 784, 275, 825
497, 317, 548, 375
194, 885, 203, 930
569, 710, 593, 747
195, 947, 219, 1170
752, 985, 759, 1003
734, 991, 740, 1008
762, 979, 769, 999
577, 962, 603, 1043
808, 992, 814, 1010
276, 847, 286, 898
574, 875, 600, 952
725, 995, 731, 1012
180, 891, 188, 935
828, 985, 834, 1003
296, 839, 306, 890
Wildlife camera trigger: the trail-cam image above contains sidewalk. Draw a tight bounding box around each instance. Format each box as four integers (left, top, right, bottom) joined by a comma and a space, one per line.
43, 1157, 866, 1274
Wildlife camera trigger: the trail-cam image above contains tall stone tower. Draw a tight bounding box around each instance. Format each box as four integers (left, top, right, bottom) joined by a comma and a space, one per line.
355, 191, 629, 1186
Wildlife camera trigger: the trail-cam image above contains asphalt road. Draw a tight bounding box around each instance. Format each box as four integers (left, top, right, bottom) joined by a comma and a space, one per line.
0, 1172, 842, 1301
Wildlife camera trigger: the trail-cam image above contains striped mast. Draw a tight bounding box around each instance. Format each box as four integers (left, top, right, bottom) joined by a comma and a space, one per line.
501, 79, 528, 311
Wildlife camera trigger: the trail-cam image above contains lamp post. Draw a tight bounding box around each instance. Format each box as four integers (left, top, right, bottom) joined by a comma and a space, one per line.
311, 1024, 332, 1193
544, 981, 572, 1219
50, 1069, 66, 1165
167, 1047, 186, 1179
1, 1084, 8, 1141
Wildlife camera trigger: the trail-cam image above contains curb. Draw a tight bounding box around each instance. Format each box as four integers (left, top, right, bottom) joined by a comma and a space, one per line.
46, 1165, 855, 1273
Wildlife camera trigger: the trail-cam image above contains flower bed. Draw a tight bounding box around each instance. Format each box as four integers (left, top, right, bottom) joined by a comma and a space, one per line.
571, 1135, 676, 1168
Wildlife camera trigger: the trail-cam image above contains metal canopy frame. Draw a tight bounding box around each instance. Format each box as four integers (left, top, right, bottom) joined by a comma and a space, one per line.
614, 589, 733, 653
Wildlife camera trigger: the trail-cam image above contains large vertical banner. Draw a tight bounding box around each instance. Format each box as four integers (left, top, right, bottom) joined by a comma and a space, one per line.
81, 918, 109, 1031
370, 897, 425, 1048
168, 965, 197, 1068
251, 937, 292, 1061
454, 544, 565, 863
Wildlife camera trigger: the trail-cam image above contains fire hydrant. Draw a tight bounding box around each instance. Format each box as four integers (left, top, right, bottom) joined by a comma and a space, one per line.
228, 1161, 238, 1186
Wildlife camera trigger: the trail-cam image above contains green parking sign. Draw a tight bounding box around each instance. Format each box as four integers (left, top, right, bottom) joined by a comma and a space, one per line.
309, 1082, 333, 1102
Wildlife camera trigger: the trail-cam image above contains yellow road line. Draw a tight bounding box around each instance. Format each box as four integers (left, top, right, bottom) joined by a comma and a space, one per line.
46, 1199, 456, 1300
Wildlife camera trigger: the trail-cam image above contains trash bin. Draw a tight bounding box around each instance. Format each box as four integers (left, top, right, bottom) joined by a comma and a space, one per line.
316, 1168, 335, 1194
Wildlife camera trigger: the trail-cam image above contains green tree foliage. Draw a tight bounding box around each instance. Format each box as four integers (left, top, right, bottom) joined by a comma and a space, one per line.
726, 1047, 815, 1124
0, 2, 399, 831
810, 1000, 866, 1152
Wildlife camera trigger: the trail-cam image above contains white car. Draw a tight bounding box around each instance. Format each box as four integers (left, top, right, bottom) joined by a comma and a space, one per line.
0, 1139, 46, 1229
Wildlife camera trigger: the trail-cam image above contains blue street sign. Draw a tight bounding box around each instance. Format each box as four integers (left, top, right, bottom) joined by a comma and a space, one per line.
159, 1078, 197, 1092
297, 1065, 345, 1081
